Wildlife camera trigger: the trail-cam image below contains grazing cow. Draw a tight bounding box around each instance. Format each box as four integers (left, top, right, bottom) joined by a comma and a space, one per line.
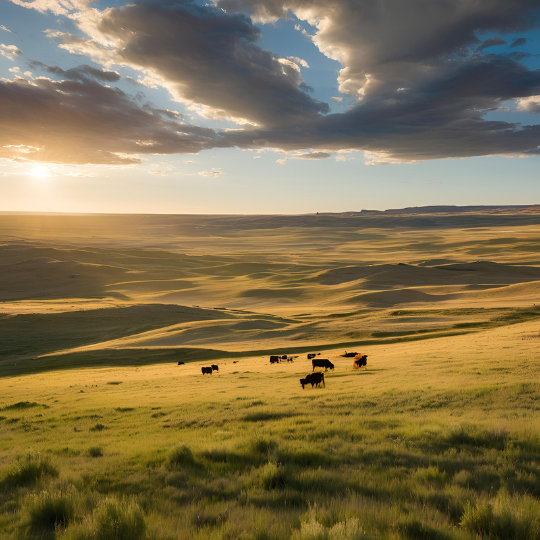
287, 356, 296, 363
201, 367, 213, 375
353, 354, 368, 369
341, 351, 358, 358
211, 364, 219, 372
270, 355, 280, 364
281, 355, 288, 360
233, 361, 238, 364
307, 353, 320, 360
312, 359, 334, 372
177, 361, 185, 365
300, 372, 325, 389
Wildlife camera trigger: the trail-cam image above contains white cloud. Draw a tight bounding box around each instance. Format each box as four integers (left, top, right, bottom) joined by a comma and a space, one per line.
0, 25, 12, 33
0, 44, 22, 61
517, 95, 540, 114
287, 56, 309, 68
197, 168, 225, 177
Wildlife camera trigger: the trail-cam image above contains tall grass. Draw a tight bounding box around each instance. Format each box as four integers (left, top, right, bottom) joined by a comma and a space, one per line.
2, 454, 58, 488
25, 490, 76, 535
461, 490, 540, 539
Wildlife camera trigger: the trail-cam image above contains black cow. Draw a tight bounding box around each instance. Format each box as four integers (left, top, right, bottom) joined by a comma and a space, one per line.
270, 355, 280, 364
300, 372, 325, 389
341, 351, 358, 358
307, 353, 320, 360
177, 361, 185, 365
312, 359, 334, 372
354, 355, 368, 369
211, 364, 219, 371
201, 367, 213, 375
281, 355, 288, 360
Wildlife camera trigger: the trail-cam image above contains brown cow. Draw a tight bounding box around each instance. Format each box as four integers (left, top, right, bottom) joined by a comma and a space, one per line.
353, 354, 368, 369
201, 367, 213, 375
300, 372, 325, 389
270, 355, 280, 364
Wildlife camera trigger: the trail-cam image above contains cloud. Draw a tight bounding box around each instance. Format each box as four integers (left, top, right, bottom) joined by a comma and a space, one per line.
276, 151, 332, 164
477, 37, 507, 52
5, 0, 540, 165
331, 96, 343, 102
28, 61, 121, 82
0, 44, 22, 60
0, 25, 12, 33
0, 76, 223, 164
50, 1, 329, 127
517, 96, 540, 114
7, 0, 89, 16
287, 56, 309, 68
197, 168, 225, 177
215, 0, 540, 162
510, 37, 528, 48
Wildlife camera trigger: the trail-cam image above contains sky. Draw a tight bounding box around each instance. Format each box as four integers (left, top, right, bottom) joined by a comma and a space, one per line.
1, 0, 540, 214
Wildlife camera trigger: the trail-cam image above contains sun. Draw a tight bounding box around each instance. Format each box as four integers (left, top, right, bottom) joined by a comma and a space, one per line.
29, 165, 51, 180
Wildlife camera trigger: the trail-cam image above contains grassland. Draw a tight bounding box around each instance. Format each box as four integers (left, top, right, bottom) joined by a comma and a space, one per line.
2, 210, 540, 539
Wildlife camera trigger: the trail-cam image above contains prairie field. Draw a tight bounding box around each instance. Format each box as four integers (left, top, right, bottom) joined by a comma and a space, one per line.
2, 209, 540, 539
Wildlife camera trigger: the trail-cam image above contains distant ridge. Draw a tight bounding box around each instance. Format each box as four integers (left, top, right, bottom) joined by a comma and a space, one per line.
313, 205, 540, 216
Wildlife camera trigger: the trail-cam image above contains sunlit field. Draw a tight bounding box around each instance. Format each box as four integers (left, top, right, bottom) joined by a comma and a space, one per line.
2, 210, 540, 539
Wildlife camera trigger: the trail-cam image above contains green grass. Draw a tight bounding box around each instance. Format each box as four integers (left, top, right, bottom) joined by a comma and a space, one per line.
1, 455, 58, 488
2, 314, 540, 539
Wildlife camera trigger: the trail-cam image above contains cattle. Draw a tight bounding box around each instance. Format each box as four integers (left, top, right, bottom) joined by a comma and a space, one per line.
353, 354, 368, 369
307, 353, 320, 360
201, 367, 213, 375
177, 361, 185, 365
211, 364, 219, 371
270, 355, 280, 364
287, 356, 297, 363
281, 355, 288, 360
312, 359, 334, 372
300, 372, 325, 389
341, 351, 358, 358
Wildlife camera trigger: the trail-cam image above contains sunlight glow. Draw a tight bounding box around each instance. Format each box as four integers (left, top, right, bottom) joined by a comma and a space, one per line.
29, 165, 51, 180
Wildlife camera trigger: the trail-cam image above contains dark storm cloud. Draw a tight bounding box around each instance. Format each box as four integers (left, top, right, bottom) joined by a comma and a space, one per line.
91, 0, 328, 126
29, 61, 121, 82
477, 37, 507, 52
7, 0, 540, 164
511, 37, 529, 48
212, 0, 540, 162
0, 77, 223, 164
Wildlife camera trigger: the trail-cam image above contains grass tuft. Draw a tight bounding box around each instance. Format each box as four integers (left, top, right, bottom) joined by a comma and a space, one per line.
460, 490, 540, 540
25, 489, 75, 534
2, 401, 44, 411
293, 512, 367, 540
2, 454, 58, 488
168, 445, 195, 468
88, 447, 103, 458
63, 497, 146, 540
256, 462, 287, 490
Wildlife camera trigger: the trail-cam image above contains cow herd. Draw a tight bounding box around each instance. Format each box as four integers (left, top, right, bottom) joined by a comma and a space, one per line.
188, 351, 369, 390
270, 351, 368, 390
201, 364, 219, 375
